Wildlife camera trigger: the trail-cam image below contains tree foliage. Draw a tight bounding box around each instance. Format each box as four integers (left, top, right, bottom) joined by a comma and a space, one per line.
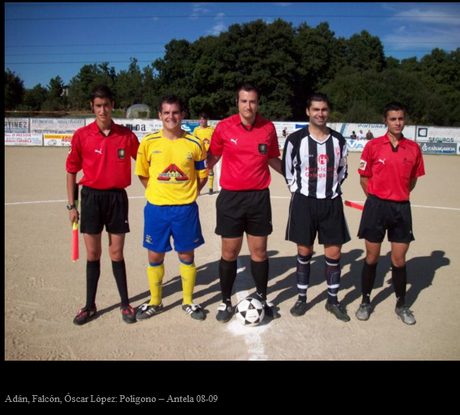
5, 69, 25, 110
5, 19, 460, 125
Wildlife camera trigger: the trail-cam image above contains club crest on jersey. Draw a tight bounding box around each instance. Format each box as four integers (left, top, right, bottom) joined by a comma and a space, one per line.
258, 144, 268, 155
157, 164, 189, 182
318, 154, 329, 165
118, 149, 125, 160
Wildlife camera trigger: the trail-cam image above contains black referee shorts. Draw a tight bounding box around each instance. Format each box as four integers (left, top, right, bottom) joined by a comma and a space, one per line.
80, 186, 130, 235
216, 188, 272, 238
358, 194, 414, 243
286, 193, 351, 247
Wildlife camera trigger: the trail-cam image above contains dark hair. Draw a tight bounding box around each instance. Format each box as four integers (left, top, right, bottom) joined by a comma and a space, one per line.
158, 94, 185, 113
90, 84, 114, 103
236, 83, 260, 103
306, 92, 332, 110
198, 112, 209, 119
383, 102, 407, 119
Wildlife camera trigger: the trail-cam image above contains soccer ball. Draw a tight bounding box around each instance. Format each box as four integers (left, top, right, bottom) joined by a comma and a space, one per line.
235, 297, 265, 327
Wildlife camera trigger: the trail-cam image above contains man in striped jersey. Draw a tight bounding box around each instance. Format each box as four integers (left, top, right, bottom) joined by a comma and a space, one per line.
282, 93, 351, 321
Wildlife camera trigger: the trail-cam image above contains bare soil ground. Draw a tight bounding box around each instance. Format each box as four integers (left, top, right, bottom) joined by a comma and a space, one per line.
5, 147, 460, 360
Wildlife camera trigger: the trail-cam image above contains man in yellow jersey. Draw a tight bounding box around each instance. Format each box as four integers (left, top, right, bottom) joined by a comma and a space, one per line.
135, 95, 208, 321
193, 113, 216, 194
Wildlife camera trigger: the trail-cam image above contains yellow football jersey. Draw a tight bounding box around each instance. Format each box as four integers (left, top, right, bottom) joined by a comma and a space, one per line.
193, 126, 215, 152
135, 130, 208, 206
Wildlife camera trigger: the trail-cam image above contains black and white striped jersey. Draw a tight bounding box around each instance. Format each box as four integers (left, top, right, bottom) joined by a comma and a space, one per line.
282, 127, 348, 199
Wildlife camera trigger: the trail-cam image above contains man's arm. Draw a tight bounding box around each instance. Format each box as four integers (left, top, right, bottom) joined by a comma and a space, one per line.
207, 153, 221, 171
360, 176, 369, 197
409, 178, 418, 192
268, 157, 282, 175
198, 177, 208, 193
66, 172, 79, 224
138, 175, 149, 189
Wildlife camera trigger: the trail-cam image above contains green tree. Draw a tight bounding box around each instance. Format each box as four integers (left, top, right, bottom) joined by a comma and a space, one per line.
293, 22, 343, 119
41, 76, 66, 111
68, 63, 116, 110
344, 30, 386, 72
190, 19, 297, 119
419, 48, 460, 125
323, 68, 447, 124
142, 65, 161, 112
5, 69, 25, 110
400, 57, 420, 74
21, 84, 48, 111
116, 58, 144, 109
153, 39, 197, 115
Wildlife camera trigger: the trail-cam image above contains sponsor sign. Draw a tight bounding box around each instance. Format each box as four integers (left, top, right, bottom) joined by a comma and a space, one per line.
5, 118, 29, 133
346, 139, 367, 153
419, 142, 458, 155
181, 122, 200, 134
416, 126, 460, 144
113, 118, 164, 134
30, 118, 84, 135
5, 117, 460, 156
5, 133, 42, 146
340, 123, 416, 141
44, 134, 73, 147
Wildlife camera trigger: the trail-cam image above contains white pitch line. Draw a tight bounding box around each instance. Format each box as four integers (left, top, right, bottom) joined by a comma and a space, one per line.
411, 205, 460, 211
5, 199, 68, 206
5, 197, 460, 212
5, 196, 146, 206
226, 259, 269, 361
346, 200, 460, 212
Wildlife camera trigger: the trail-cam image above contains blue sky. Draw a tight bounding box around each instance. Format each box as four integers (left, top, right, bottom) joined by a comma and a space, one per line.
5, 2, 460, 89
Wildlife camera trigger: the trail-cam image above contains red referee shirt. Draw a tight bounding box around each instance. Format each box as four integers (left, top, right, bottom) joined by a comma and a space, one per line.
209, 114, 280, 191
358, 134, 425, 201
66, 121, 140, 190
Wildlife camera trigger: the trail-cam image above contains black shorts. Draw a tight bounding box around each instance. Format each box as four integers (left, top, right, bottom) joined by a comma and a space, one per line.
216, 188, 272, 238
80, 186, 130, 235
286, 193, 351, 246
358, 194, 414, 243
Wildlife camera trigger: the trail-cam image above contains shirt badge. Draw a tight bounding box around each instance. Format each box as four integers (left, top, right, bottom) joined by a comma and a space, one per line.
118, 149, 125, 160
258, 144, 267, 155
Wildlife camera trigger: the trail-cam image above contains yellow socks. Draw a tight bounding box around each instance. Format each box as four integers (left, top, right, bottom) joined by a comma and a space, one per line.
148, 259, 197, 306
209, 172, 214, 191
147, 261, 164, 306
180, 259, 197, 305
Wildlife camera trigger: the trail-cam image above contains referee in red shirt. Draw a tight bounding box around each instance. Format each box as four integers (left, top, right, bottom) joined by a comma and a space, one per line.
66, 85, 140, 325
356, 102, 425, 325
207, 83, 282, 323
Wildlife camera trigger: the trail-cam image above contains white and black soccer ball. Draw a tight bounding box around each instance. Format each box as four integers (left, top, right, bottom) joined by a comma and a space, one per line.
235, 297, 265, 327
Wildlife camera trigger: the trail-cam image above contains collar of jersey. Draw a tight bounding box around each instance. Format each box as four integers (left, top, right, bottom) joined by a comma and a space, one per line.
232, 113, 261, 131
90, 120, 117, 136
383, 133, 407, 148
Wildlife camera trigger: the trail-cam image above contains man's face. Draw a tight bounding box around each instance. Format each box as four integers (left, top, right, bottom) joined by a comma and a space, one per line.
199, 117, 208, 128
385, 110, 406, 137
237, 90, 259, 123
92, 97, 114, 124
159, 103, 184, 131
306, 100, 329, 128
